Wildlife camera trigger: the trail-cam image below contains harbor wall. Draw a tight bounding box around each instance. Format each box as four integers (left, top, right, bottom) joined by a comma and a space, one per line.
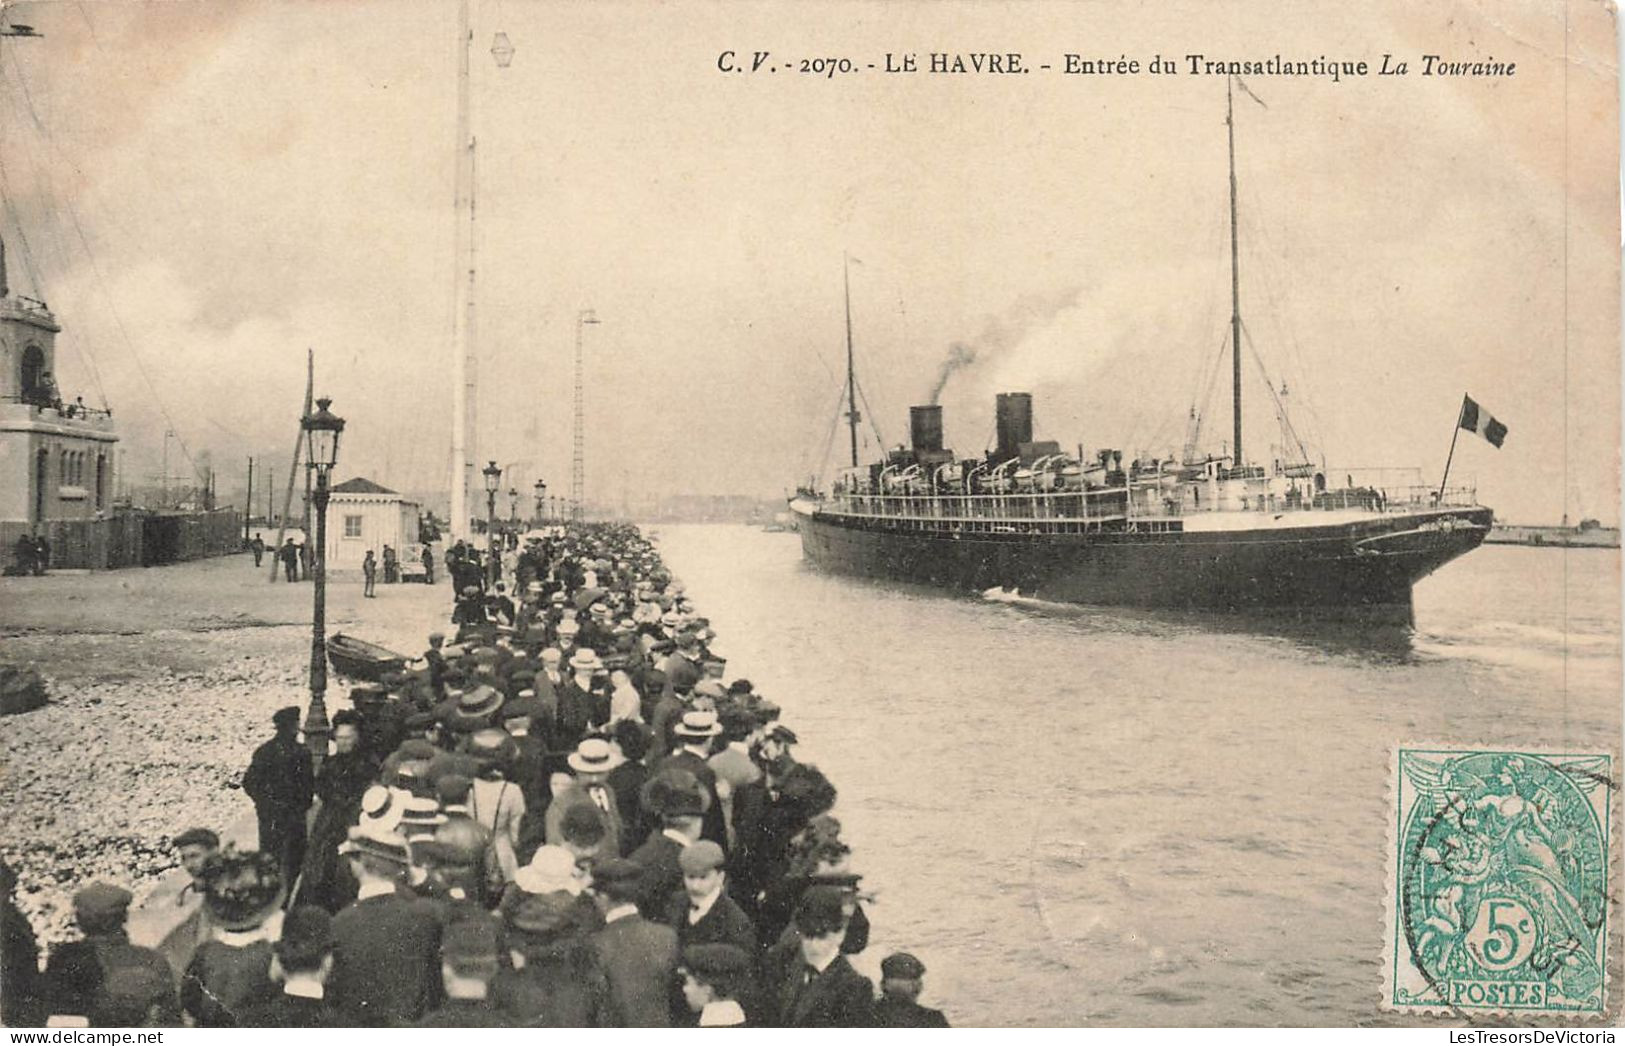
1486, 524, 1620, 548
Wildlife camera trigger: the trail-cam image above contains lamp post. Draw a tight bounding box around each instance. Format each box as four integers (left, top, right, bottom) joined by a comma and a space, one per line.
508, 487, 519, 522
482, 460, 501, 585
301, 397, 345, 768
533, 479, 547, 524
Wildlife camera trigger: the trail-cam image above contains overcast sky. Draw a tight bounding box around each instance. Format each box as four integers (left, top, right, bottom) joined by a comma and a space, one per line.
1, 0, 1616, 523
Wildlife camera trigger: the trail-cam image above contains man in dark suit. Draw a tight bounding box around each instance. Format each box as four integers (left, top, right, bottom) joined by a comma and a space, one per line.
627, 770, 706, 920
44, 884, 179, 1027
235, 906, 340, 1028
657, 710, 728, 849
767, 887, 874, 1028
327, 830, 443, 1026
240, 707, 314, 887
663, 841, 756, 954
588, 859, 678, 1027
873, 952, 950, 1027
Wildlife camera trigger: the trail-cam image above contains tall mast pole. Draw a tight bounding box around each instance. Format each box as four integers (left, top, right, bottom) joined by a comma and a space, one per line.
1227, 77, 1243, 469
572, 309, 598, 520
843, 253, 859, 468
450, 0, 474, 542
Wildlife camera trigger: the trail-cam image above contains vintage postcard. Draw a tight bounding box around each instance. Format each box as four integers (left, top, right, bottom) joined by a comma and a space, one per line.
0, 0, 1617, 1031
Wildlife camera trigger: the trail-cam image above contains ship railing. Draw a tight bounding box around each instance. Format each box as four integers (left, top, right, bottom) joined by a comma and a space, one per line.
1113, 479, 1477, 519
825, 488, 1130, 523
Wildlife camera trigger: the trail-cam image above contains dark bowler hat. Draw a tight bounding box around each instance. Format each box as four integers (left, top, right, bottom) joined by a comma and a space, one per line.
590, 858, 644, 901
272, 706, 301, 729
881, 952, 927, 980
505, 890, 577, 940
442, 914, 502, 963
794, 885, 848, 938
768, 724, 799, 745
639, 767, 709, 819
682, 943, 752, 981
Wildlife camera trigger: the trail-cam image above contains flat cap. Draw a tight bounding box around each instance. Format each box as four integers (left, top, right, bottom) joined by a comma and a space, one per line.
678, 840, 725, 876
881, 952, 927, 979
73, 882, 132, 920
272, 706, 301, 728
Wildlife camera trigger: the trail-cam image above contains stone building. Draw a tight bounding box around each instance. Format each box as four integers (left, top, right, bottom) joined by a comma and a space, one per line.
0, 239, 121, 568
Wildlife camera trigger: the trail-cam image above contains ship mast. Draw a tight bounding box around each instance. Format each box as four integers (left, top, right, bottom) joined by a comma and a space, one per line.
1227, 77, 1243, 469
843, 252, 860, 468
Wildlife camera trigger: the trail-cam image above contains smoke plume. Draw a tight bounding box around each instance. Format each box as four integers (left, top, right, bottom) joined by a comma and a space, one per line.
926, 288, 1083, 404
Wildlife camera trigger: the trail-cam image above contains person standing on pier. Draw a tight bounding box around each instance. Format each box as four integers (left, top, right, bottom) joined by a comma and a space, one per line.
362, 551, 378, 598
422, 545, 436, 585
279, 539, 299, 582
767, 887, 873, 1028
249, 535, 265, 567
242, 707, 314, 887
873, 953, 950, 1028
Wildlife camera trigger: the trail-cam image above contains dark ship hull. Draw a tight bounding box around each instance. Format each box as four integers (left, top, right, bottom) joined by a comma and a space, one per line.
793, 500, 1493, 623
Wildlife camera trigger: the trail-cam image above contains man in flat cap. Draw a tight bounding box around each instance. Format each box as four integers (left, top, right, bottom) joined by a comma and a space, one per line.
588, 859, 678, 1027
767, 886, 873, 1028
45, 883, 179, 1027
666, 840, 756, 956
242, 706, 314, 887
328, 829, 442, 1026
874, 952, 950, 1027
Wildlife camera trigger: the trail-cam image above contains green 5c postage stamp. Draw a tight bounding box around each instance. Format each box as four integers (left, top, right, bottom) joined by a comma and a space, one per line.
1385, 748, 1613, 1016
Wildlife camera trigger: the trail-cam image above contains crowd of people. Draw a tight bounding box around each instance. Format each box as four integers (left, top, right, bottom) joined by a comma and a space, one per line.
0, 522, 950, 1028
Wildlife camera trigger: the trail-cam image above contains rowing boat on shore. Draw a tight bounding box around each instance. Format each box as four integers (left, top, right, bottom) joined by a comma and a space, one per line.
326, 633, 408, 681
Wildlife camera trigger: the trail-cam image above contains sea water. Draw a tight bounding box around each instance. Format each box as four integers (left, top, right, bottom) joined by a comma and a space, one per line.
652, 527, 1620, 1026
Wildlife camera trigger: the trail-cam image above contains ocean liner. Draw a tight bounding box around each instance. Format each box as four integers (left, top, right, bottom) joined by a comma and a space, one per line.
790, 84, 1493, 623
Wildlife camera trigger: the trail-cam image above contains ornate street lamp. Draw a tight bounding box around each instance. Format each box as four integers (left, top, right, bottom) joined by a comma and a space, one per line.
301, 396, 345, 767
508, 487, 519, 522
533, 479, 547, 523
482, 460, 501, 585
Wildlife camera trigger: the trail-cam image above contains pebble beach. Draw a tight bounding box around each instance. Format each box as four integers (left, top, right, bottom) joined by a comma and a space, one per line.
0, 553, 447, 947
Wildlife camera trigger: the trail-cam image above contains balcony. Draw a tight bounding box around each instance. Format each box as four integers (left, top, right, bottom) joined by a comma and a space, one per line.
0, 394, 117, 435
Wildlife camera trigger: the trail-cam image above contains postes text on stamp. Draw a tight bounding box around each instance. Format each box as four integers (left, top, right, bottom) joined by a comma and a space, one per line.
1386, 747, 1612, 1016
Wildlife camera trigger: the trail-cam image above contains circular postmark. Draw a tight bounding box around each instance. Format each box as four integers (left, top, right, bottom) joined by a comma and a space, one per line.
1398, 752, 1609, 1014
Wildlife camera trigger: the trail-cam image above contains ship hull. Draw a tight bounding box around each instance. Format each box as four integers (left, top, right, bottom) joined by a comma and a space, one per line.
793, 503, 1493, 624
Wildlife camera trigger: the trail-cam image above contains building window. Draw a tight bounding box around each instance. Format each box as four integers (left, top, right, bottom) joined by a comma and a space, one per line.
96, 456, 106, 509
344, 514, 363, 538
20, 346, 45, 404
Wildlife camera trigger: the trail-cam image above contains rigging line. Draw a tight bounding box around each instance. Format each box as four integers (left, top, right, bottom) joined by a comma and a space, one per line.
0, 136, 112, 411
812, 383, 845, 486
1238, 178, 1325, 453
852, 375, 885, 450
1241, 320, 1311, 466
1, 51, 115, 411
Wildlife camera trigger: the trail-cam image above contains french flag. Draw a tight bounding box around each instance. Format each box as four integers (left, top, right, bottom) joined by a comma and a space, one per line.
1457, 395, 1508, 448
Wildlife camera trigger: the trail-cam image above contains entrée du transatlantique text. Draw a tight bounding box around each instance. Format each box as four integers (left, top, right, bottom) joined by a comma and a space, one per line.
715, 51, 1515, 81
